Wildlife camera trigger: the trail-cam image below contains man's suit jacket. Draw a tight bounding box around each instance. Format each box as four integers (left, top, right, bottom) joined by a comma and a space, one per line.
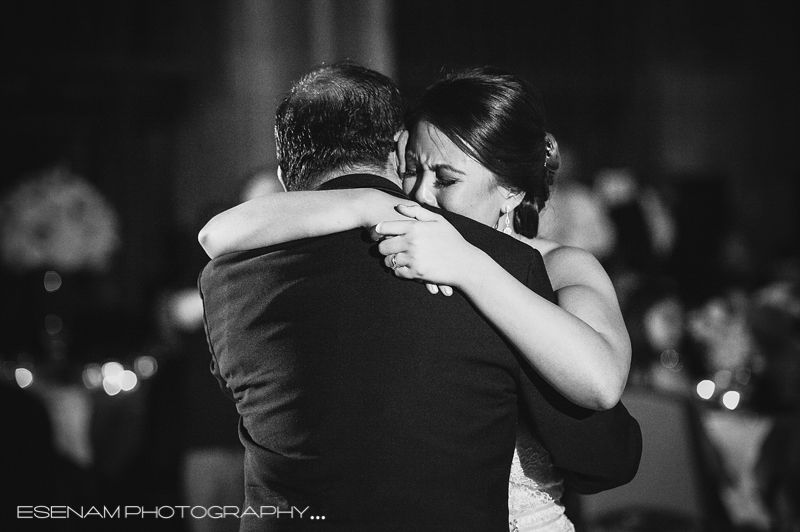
199, 174, 641, 531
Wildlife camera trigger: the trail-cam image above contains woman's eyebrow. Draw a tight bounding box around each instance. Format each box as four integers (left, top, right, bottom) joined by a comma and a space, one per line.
431, 163, 466, 175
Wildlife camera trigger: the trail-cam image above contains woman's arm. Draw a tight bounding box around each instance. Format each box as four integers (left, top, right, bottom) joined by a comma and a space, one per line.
374, 205, 631, 410
541, 245, 631, 404
198, 189, 414, 258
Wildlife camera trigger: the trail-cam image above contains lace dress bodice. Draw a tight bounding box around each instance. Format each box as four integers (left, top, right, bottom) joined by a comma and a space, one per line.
508, 423, 575, 532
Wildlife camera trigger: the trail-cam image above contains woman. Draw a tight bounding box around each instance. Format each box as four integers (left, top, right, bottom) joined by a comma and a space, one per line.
200, 67, 630, 531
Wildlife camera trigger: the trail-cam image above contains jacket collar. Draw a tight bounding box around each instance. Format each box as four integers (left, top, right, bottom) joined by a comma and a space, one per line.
316, 174, 407, 199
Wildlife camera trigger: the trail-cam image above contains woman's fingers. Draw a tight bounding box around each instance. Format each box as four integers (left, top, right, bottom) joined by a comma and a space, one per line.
371, 219, 416, 241
425, 283, 454, 297
373, 207, 465, 288
377, 235, 408, 256
384, 253, 415, 280
394, 204, 442, 222
385, 251, 411, 270
369, 225, 382, 242
371, 206, 442, 241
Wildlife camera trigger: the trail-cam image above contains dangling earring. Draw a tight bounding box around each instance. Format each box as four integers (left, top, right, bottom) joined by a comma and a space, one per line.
502, 205, 513, 235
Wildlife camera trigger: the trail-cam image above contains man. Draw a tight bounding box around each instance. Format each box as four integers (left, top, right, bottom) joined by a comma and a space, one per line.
199, 63, 640, 531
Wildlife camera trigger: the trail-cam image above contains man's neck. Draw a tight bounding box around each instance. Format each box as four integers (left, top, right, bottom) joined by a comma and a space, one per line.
312, 166, 402, 190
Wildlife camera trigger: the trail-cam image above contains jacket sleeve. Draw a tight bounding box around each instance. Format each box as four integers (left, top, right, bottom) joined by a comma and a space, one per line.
517, 365, 642, 494
197, 263, 237, 404
516, 262, 643, 494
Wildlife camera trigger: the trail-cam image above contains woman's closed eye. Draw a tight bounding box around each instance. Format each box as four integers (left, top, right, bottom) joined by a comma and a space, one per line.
403, 161, 461, 189
433, 174, 457, 189
431, 164, 463, 188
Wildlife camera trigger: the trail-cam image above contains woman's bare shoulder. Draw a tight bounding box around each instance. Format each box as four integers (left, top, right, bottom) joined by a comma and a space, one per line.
519, 236, 561, 257
520, 236, 608, 289
520, 236, 592, 264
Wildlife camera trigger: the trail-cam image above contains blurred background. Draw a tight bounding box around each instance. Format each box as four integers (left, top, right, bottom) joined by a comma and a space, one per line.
1, 1, 798, 531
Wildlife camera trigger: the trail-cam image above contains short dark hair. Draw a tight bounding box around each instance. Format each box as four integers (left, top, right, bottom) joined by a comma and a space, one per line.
275, 62, 406, 191
409, 66, 560, 237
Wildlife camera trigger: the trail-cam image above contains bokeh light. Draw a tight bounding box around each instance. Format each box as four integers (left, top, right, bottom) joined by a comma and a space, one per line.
722, 390, 741, 410
102, 377, 121, 396
43, 270, 62, 292
134, 355, 158, 379
696, 379, 715, 400
735, 367, 751, 385
660, 349, 680, 370
713, 370, 732, 389
15, 368, 33, 388
82, 363, 103, 389
119, 370, 138, 391
102, 361, 125, 396
102, 361, 123, 378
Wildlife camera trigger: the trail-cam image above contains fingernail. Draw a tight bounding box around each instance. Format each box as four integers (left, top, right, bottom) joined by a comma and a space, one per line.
375, 222, 382, 233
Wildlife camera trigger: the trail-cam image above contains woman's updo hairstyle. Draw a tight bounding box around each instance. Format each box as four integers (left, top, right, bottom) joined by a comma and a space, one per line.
409, 66, 560, 237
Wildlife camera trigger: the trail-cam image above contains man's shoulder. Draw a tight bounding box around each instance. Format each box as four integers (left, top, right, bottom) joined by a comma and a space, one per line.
199, 237, 320, 294
199, 247, 273, 284
202, 230, 351, 268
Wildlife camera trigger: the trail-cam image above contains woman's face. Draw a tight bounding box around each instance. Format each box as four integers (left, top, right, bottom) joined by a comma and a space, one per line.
403, 120, 512, 227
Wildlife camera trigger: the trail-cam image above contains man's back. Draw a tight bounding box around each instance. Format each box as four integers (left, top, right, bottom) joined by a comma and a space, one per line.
200, 178, 552, 531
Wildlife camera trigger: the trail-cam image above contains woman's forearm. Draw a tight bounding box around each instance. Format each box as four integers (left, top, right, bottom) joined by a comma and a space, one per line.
457, 249, 630, 410
199, 189, 402, 258
371, 207, 630, 409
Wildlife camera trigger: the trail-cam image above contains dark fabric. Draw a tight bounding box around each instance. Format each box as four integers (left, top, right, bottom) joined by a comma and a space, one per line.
322, 175, 643, 495
199, 174, 641, 531
178, 330, 240, 449
516, 364, 642, 494
315, 173, 408, 198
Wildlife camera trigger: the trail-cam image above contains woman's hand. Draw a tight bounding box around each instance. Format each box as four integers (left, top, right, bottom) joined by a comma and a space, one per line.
357, 191, 420, 229
370, 204, 480, 295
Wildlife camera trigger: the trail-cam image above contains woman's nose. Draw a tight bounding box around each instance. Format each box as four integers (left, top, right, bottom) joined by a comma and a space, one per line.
413, 176, 438, 207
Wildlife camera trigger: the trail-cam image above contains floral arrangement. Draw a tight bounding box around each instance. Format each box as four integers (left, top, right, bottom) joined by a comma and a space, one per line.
0, 165, 121, 273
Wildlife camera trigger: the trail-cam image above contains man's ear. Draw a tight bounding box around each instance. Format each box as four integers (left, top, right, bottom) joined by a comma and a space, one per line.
394, 130, 409, 176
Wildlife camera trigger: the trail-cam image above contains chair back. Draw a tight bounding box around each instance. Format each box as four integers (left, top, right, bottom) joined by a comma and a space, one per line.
577, 388, 729, 531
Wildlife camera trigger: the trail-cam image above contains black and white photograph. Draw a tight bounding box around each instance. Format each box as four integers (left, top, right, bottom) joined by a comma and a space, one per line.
2, 1, 798, 531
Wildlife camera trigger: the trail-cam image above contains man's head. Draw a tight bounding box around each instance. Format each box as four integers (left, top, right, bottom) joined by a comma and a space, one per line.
275, 62, 406, 191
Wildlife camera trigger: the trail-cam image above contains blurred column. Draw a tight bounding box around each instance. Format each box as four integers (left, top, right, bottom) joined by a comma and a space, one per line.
226, 0, 311, 179
310, 0, 396, 79
175, 0, 396, 229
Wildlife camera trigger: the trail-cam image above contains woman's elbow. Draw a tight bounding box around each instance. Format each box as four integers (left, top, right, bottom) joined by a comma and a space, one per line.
198, 226, 221, 259
594, 380, 625, 411
595, 335, 632, 409
596, 356, 631, 410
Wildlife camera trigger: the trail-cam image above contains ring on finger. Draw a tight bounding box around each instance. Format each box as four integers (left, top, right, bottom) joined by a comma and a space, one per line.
390, 253, 398, 270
